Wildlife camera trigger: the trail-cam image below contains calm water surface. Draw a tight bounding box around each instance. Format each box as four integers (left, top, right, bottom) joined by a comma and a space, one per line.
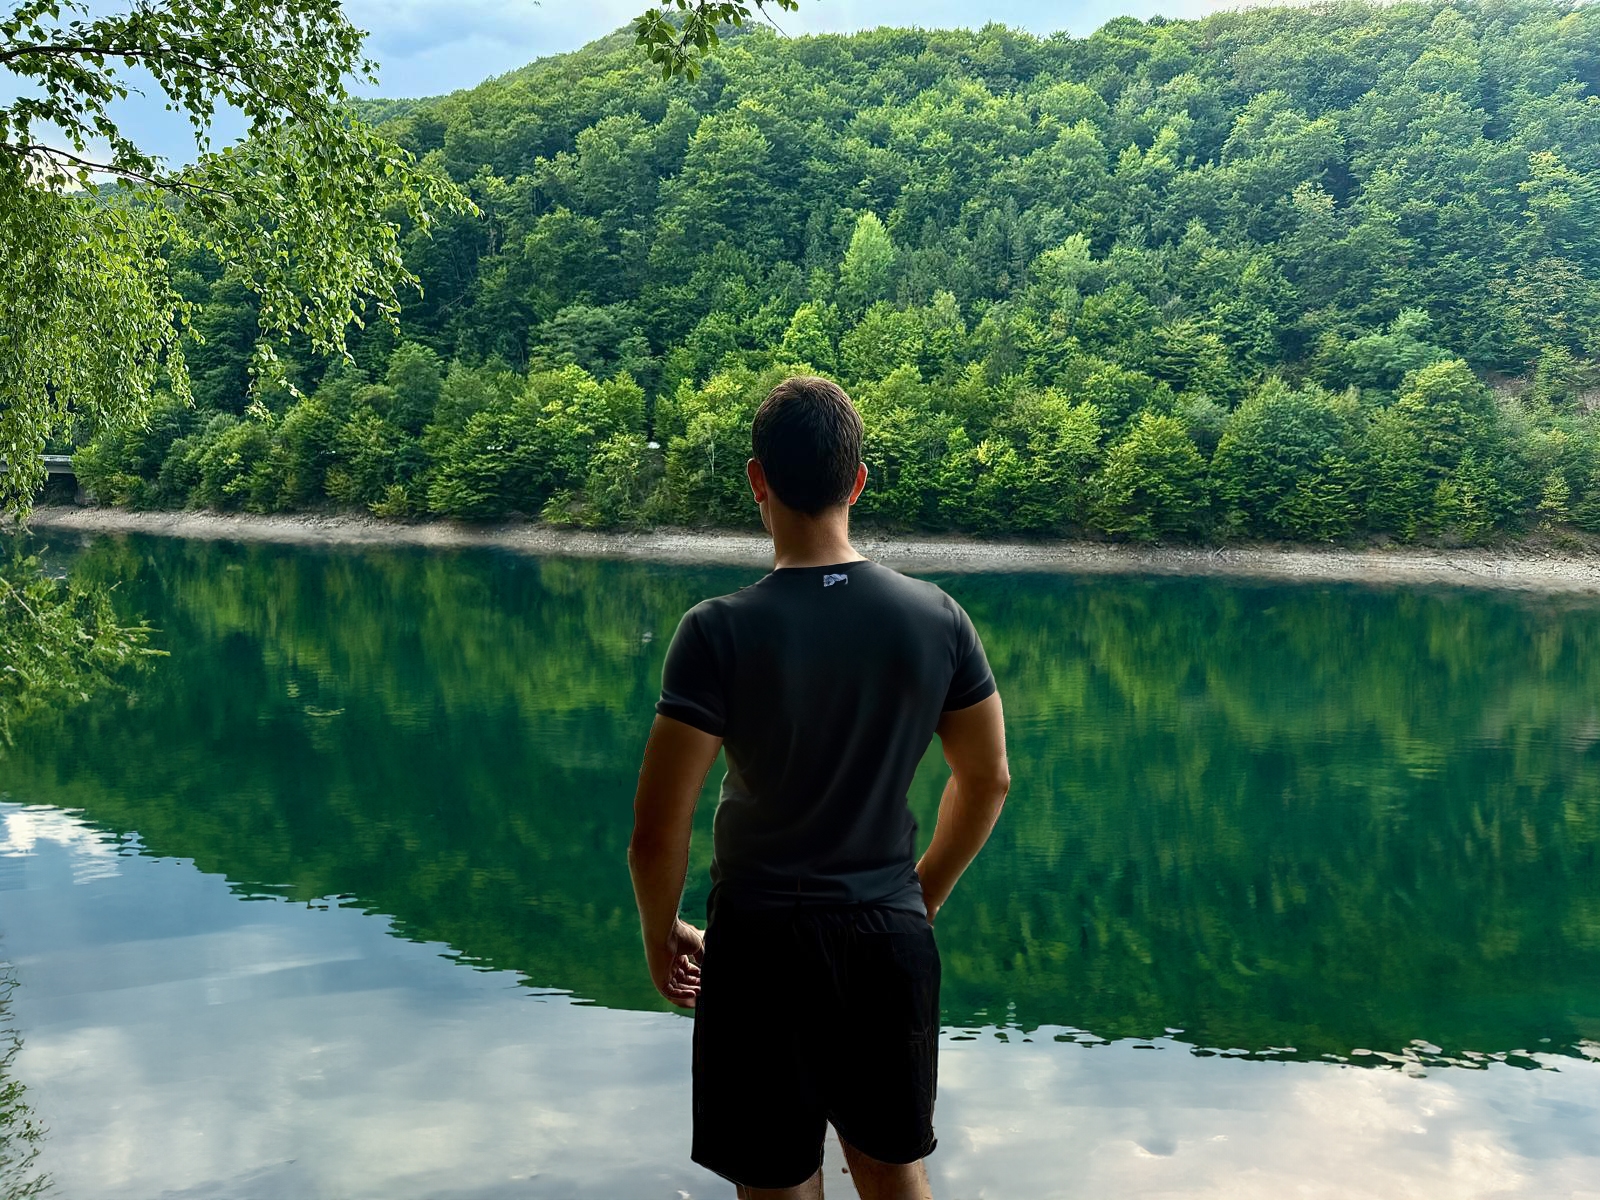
2, 533, 1599, 1198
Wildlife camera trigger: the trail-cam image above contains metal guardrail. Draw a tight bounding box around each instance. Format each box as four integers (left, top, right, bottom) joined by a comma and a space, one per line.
0, 456, 78, 477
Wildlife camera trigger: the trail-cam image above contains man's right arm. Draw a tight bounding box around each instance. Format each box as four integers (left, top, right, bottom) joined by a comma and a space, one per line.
916, 691, 1009, 924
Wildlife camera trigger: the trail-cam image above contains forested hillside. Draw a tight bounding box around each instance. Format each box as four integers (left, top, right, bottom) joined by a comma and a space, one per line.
77, 0, 1600, 542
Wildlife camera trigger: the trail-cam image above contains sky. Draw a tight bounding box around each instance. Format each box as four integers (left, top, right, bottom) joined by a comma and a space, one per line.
347, 0, 1236, 99
7, 0, 1242, 169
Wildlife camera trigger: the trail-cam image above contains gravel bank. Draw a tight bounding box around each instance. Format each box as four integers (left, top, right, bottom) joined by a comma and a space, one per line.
22, 505, 1600, 593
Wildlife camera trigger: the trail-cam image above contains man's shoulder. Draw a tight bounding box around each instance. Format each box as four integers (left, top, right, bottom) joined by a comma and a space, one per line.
693, 579, 765, 611
677, 583, 763, 632
861, 562, 960, 615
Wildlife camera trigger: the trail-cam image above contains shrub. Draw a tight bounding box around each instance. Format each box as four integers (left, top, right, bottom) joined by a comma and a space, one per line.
1211, 381, 1363, 540
271, 397, 342, 507
187, 414, 276, 512
1092, 412, 1211, 542
326, 409, 417, 511
427, 405, 543, 520
582, 433, 662, 527
855, 367, 953, 528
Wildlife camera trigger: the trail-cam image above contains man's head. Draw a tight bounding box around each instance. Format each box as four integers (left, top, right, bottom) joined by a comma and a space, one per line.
749, 375, 866, 518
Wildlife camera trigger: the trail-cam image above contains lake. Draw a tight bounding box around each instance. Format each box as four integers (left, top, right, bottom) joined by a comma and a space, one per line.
2, 532, 1599, 1199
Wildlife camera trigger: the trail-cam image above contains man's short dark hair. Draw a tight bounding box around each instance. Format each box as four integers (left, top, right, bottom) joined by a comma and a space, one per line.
751, 376, 864, 515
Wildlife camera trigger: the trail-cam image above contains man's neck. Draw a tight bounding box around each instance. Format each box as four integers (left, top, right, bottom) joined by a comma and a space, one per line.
768, 505, 861, 570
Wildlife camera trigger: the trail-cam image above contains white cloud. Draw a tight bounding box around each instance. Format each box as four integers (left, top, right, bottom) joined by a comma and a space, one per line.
1, 805, 122, 882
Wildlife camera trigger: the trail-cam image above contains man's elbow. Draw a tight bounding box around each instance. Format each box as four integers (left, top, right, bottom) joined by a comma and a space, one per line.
627, 827, 662, 871
957, 763, 1010, 809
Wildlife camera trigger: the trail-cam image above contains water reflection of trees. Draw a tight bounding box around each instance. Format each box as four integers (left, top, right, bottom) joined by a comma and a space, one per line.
0, 966, 48, 1200
8, 534, 1600, 1061
0, 535, 158, 747
947, 576, 1600, 1055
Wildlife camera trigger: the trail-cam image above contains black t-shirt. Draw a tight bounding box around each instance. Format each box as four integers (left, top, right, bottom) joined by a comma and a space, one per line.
657, 559, 996, 913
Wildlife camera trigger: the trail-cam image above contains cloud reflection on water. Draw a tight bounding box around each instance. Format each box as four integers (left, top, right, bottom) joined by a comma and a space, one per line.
3, 805, 1599, 1200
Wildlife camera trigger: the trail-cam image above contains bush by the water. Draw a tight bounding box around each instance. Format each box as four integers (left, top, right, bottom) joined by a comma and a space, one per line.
76, 0, 1600, 542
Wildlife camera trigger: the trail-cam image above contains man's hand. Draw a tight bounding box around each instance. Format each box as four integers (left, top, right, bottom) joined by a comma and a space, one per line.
648, 917, 706, 1008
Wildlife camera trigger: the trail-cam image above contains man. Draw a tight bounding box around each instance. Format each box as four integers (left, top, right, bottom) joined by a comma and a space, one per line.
628, 375, 1010, 1200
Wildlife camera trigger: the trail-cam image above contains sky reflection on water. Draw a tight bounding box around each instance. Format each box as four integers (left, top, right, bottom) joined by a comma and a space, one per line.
5, 804, 1599, 1200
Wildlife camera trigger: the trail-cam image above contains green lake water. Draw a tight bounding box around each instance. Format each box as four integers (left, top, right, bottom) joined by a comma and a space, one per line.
3, 532, 1599, 1198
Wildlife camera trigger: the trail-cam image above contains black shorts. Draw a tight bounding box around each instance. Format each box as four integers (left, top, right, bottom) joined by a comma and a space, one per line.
691, 900, 941, 1190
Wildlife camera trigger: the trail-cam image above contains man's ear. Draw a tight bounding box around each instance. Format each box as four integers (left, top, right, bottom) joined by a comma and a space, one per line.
847, 462, 867, 506
747, 458, 769, 504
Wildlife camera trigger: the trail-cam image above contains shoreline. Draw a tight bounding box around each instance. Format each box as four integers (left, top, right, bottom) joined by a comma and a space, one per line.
20, 505, 1600, 593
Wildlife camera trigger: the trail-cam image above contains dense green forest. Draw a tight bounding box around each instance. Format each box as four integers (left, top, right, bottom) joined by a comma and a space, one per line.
74, 0, 1600, 543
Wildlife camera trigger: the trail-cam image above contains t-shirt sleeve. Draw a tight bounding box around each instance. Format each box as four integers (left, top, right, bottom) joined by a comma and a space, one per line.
656, 607, 727, 737
943, 599, 997, 712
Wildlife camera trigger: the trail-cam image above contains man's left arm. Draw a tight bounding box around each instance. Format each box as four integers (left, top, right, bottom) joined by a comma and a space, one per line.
628, 713, 723, 1008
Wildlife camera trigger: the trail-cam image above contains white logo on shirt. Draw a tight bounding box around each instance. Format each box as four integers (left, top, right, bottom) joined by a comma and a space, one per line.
822, 573, 848, 587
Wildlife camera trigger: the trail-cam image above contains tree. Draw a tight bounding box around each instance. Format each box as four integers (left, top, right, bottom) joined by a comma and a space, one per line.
1391, 359, 1498, 481
270, 394, 344, 507
184, 277, 260, 413
187, 413, 276, 511
2, 0, 470, 514
662, 365, 787, 524
1327, 309, 1451, 394
325, 405, 421, 513
652, 112, 781, 275
427, 404, 546, 521
1383, 359, 1520, 539
1211, 381, 1364, 541
1070, 360, 1172, 431
838, 213, 898, 315
840, 303, 924, 383
1361, 405, 1430, 541
853, 367, 954, 529
581, 433, 662, 527
528, 305, 653, 385
778, 302, 838, 373
73, 395, 198, 508
1001, 389, 1102, 531
427, 366, 644, 521
1575, 470, 1600, 534
1092, 412, 1210, 542
1528, 344, 1590, 407
1149, 317, 1245, 401
384, 343, 445, 435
